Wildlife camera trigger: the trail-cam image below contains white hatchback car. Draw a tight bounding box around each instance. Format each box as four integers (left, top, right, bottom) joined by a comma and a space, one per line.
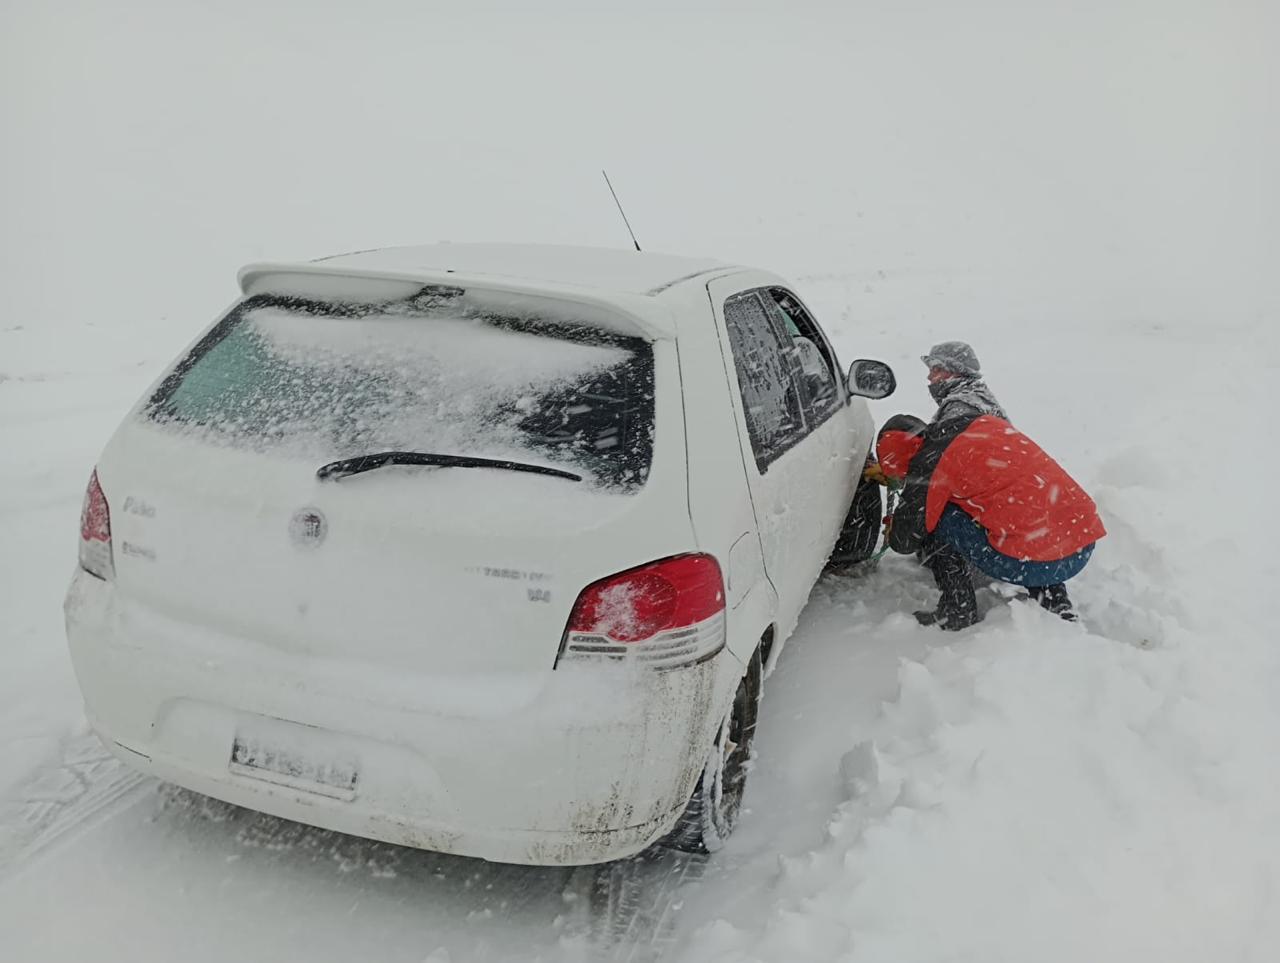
65, 244, 895, 865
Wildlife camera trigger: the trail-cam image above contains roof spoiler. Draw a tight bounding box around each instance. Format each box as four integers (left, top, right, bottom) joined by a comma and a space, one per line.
237, 262, 673, 340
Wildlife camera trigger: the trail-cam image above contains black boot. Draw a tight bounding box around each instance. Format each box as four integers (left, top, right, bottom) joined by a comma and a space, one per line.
1027, 583, 1077, 621
914, 542, 981, 631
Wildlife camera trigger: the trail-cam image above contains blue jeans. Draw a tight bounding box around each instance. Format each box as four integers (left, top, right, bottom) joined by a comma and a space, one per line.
932, 504, 1094, 587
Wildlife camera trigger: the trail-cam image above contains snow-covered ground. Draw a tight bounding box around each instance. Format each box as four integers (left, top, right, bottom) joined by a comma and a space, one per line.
3, 1, 1277, 960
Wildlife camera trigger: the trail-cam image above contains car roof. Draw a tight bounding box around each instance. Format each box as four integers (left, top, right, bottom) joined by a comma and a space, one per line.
301, 243, 738, 297
237, 244, 759, 341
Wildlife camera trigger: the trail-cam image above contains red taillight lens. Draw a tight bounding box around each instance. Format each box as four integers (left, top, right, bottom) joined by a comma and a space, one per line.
566, 554, 725, 644
78, 469, 114, 580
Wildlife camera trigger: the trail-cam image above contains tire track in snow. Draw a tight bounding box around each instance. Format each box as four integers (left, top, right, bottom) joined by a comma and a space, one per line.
0, 732, 151, 876
578, 846, 709, 962
153, 782, 704, 961
1, 734, 705, 960
563, 845, 711, 957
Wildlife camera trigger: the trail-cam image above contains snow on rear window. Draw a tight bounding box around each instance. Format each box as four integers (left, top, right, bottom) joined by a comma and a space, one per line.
144, 293, 655, 491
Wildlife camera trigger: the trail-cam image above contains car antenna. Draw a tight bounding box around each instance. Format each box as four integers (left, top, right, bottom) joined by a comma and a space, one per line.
602, 169, 642, 252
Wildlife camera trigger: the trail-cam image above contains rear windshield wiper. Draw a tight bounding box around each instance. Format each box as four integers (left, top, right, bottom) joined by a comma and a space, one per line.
316, 451, 583, 483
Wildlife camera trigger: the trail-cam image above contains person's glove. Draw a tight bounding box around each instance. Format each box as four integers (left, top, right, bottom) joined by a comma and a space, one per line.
863, 463, 889, 486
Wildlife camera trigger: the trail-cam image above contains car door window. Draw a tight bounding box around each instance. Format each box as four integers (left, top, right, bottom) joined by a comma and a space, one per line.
764, 288, 841, 425
722, 291, 808, 472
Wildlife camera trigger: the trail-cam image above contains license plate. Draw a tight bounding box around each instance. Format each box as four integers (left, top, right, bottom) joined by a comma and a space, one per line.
229, 733, 357, 801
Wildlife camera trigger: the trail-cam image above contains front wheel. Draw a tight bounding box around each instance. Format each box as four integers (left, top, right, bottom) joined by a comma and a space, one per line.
828, 474, 884, 568
667, 649, 761, 854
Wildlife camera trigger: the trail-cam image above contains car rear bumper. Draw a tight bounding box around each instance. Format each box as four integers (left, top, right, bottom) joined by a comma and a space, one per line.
64, 570, 735, 865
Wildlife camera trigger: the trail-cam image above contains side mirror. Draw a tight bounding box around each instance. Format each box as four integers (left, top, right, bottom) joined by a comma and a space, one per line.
847, 359, 896, 400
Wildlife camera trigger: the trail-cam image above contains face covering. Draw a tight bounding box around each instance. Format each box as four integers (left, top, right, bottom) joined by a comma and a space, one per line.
929, 377, 967, 403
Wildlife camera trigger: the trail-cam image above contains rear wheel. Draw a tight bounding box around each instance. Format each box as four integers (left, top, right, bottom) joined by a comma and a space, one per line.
667, 648, 761, 854
828, 474, 884, 568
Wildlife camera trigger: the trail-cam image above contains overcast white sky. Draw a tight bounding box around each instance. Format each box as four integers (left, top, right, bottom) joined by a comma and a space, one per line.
3, 0, 1275, 337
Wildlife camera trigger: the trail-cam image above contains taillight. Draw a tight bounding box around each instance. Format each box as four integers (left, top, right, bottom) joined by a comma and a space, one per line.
559, 554, 726, 669
79, 469, 115, 581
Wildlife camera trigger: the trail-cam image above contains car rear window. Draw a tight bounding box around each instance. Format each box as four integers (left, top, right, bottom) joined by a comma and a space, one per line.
144, 291, 655, 491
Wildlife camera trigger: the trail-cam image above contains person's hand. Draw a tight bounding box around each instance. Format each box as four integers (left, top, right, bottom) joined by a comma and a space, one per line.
863, 463, 889, 486
882, 514, 894, 540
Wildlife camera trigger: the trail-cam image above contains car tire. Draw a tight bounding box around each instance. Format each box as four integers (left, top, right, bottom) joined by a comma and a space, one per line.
828, 474, 884, 568
667, 647, 761, 854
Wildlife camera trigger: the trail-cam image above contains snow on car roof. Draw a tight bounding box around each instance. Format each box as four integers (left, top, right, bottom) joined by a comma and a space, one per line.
306, 243, 735, 296
237, 244, 747, 341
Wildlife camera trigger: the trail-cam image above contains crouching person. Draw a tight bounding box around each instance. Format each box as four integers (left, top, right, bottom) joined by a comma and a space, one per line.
876, 413, 1106, 630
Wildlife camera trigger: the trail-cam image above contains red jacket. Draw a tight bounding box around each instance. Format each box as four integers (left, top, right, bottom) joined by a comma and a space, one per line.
878, 414, 1105, 562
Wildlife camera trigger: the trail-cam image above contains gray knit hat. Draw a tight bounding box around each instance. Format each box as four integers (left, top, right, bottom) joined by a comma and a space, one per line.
921, 341, 981, 377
